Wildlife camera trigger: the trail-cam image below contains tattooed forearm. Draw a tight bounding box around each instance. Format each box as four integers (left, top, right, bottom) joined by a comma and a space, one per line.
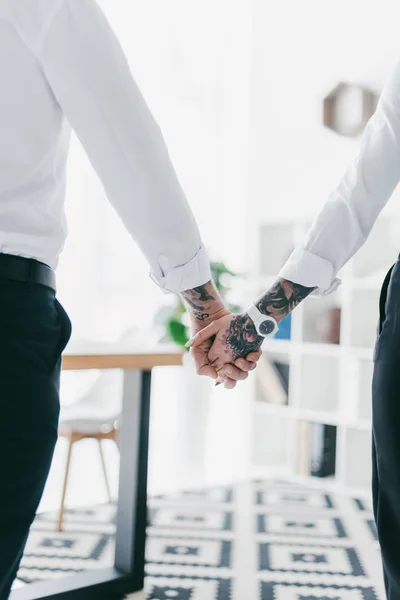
191, 285, 215, 302
255, 278, 316, 322
220, 278, 315, 361
225, 314, 264, 361
181, 281, 224, 323
183, 296, 206, 315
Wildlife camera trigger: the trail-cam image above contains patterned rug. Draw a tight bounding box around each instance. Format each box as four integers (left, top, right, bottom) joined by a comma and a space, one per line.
14, 479, 384, 599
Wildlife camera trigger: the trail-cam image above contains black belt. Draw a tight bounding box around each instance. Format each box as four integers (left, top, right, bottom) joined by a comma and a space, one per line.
0, 253, 56, 293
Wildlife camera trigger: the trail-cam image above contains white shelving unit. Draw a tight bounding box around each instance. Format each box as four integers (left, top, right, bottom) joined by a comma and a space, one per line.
249, 214, 400, 497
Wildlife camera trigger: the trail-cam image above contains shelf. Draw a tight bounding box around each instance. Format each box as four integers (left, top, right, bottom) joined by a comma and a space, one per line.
298, 354, 340, 413
358, 360, 374, 421
302, 292, 342, 344
342, 428, 372, 489
251, 213, 398, 493
262, 339, 293, 354
254, 401, 292, 417
253, 402, 343, 426
302, 343, 373, 360
342, 418, 372, 431
297, 408, 339, 426
263, 340, 374, 359
347, 288, 380, 348
254, 352, 290, 405
254, 401, 373, 432
346, 346, 374, 360
299, 341, 342, 357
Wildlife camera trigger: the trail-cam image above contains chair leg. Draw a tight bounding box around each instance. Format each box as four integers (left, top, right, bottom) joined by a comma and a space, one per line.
111, 425, 120, 452
58, 433, 75, 532
98, 439, 112, 503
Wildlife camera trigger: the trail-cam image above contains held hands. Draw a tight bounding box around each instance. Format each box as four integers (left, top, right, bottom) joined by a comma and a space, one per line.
182, 277, 316, 387
186, 312, 264, 389
180, 282, 262, 388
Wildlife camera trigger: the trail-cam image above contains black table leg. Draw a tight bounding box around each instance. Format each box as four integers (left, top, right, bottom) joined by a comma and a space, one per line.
10, 369, 152, 600
114, 369, 151, 592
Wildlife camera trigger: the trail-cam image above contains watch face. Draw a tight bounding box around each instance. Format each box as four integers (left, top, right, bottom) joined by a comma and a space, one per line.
259, 318, 276, 336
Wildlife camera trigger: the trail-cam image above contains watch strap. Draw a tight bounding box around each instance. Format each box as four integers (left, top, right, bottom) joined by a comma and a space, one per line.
245, 303, 279, 337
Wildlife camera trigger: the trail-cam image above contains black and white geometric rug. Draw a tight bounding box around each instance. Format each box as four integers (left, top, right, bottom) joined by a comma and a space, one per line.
15, 479, 384, 599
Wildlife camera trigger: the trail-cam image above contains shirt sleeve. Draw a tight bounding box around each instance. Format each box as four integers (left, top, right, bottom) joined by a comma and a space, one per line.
278, 61, 400, 297
35, 0, 211, 293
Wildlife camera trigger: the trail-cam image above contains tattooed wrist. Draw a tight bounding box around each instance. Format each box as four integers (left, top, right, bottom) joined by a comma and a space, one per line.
255, 278, 316, 322
181, 281, 225, 323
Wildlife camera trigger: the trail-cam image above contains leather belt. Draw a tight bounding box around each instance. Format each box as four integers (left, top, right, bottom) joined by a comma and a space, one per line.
0, 253, 56, 292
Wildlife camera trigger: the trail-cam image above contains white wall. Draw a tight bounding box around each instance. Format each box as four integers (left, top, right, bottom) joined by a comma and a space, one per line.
248, 0, 400, 234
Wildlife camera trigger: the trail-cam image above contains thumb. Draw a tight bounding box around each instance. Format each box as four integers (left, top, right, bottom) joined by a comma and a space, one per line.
185, 320, 219, 348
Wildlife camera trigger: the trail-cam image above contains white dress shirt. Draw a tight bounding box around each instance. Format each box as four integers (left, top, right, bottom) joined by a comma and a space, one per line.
279, 60, 400, 297
0, 0, 211, 293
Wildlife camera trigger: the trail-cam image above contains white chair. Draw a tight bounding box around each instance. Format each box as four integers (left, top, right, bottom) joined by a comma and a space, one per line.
57, 369, 123, 531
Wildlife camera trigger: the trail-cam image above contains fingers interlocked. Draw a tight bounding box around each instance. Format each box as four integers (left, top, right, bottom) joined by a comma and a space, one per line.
187, 313, 263, 389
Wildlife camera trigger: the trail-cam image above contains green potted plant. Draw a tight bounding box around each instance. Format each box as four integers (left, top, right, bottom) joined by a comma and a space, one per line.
155, 261, 241, 349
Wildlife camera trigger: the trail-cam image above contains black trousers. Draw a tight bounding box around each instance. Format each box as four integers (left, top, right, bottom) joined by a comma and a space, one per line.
373, 256, 400, 599
0, 276, 71, 599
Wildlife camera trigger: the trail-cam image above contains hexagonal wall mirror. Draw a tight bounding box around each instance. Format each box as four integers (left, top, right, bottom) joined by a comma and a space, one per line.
323, 82, 379, 137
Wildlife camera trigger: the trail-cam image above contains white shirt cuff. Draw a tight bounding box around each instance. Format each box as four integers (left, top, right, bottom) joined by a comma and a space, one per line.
149, 244, 212, 294
278, 248, 342, 298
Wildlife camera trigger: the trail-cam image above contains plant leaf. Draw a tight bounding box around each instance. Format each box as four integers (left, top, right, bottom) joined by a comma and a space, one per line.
167, 318, 189, 348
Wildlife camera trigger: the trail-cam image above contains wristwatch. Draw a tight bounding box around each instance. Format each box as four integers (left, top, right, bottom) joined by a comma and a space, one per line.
245, 303, 279, 337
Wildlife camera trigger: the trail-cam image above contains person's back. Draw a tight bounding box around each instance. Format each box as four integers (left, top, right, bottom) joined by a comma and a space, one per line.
0, 2, 69, 267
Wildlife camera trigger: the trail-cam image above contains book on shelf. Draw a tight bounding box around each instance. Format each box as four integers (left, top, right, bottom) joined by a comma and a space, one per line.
255, 353, 289, 405
309, 423, 337, 477
274, 313, 292, 340
297, 420, 310, 476
296, 421, 337, 478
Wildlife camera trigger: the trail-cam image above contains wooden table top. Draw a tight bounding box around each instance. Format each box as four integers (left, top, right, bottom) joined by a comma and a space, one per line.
62, 340, 184, 371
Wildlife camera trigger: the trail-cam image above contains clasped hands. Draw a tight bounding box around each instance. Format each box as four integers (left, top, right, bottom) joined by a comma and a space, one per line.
186, 308, 263, 389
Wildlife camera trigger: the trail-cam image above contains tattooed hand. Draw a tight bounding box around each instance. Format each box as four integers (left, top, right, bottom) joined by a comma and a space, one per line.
186, 278, 316, 389
180, 280, 261, 387
186, 312, 264, 388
